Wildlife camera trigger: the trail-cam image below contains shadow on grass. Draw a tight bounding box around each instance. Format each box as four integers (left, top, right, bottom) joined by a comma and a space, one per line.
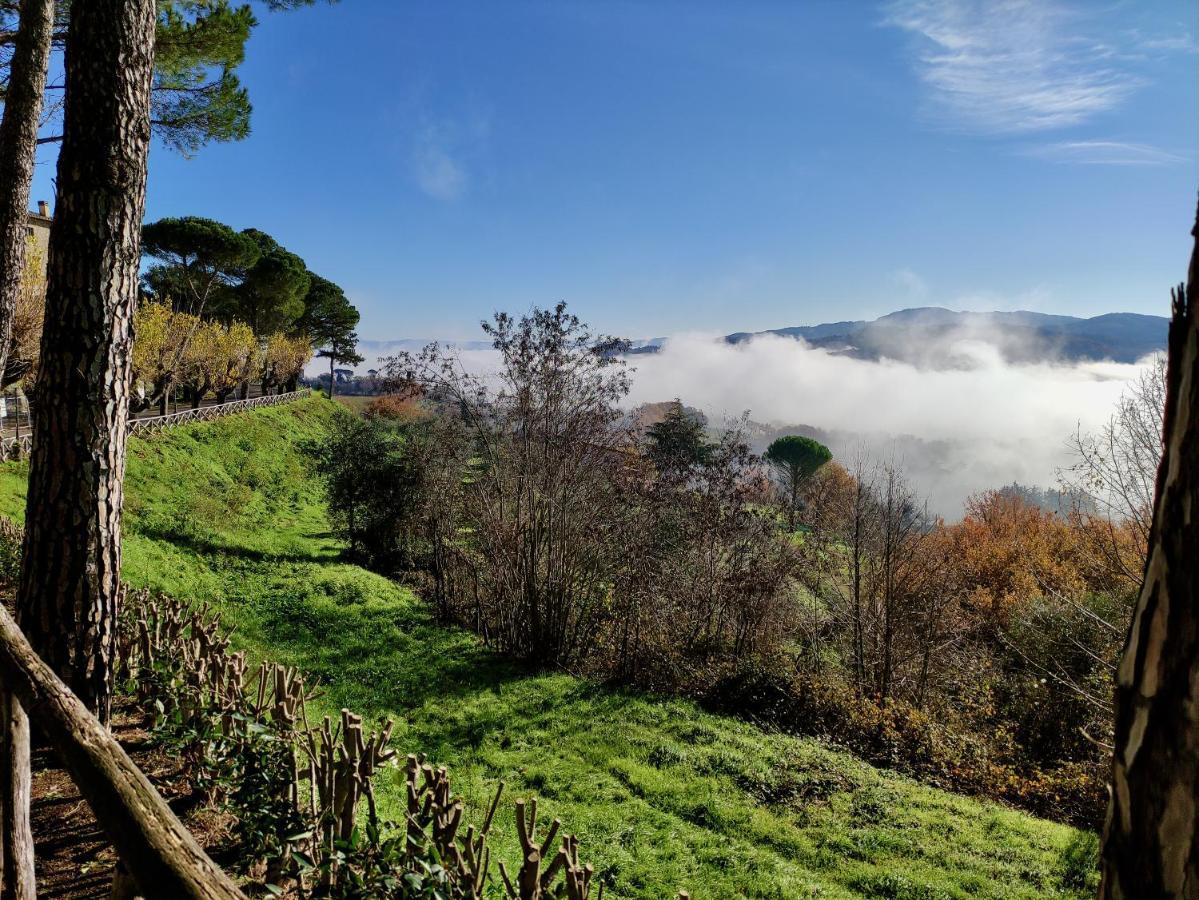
133, 525, 342, 565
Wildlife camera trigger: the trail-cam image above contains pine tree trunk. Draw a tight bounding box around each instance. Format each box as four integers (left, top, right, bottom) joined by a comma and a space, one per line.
15, 0, 156, 722
0, 0, 55, 391
1100, 199, 1199, 898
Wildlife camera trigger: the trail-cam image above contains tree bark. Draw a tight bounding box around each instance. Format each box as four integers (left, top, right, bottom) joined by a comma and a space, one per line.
15, 0, 156, 722
0, 0, 54, 390
0, 602, 244, 899
1100, 198, 1199, 898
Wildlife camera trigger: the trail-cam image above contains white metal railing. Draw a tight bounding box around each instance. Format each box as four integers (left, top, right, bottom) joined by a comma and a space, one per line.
126, 389, 310, 435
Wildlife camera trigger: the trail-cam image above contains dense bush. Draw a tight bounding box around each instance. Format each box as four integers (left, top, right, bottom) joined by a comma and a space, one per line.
303, 412, 448, 573
371, 304, 803, 675
705, 661, 1106, 828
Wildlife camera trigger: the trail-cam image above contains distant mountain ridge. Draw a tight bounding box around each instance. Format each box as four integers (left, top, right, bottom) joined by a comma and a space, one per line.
632, 307, 1168, 365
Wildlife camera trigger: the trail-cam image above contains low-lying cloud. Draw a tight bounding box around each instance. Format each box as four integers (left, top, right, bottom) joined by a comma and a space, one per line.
626, 333, 1153, 517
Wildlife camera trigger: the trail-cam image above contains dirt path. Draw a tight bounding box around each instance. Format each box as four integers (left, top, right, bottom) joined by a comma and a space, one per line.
29, 705, 233, 898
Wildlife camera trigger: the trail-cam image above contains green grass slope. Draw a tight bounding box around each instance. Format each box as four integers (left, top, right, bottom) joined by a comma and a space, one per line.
0, 396, 1098, 899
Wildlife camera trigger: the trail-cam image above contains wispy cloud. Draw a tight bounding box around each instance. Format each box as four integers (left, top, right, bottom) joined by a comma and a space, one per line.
1022, 139, 1188, 166
411, 124, 468, 201
892, 268, 929, 299
1129, 30, 1199, 55
882, 0, 1144, 134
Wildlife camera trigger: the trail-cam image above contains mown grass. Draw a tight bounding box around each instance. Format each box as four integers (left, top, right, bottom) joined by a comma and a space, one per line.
0, 396, 1099, 899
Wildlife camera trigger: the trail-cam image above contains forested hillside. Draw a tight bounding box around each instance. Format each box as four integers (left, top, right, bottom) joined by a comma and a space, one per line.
0, 396, 1099, 898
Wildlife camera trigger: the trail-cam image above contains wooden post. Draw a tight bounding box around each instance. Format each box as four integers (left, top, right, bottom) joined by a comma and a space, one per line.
0, 692, 34, 899
0, 602, 244, 899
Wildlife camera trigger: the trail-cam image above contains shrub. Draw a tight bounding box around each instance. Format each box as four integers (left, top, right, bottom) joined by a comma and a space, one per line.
705, 661, 1106, 829
0, 515, 21, 588
114, 581, 609, 897
362, 393, 427, 424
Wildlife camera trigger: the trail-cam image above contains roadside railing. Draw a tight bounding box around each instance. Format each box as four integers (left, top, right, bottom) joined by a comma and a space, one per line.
126, 388, 310, 435
0, 389, 310, 459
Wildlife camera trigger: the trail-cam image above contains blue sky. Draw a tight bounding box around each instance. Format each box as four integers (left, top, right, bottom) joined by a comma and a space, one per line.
31, 0, 1199, 340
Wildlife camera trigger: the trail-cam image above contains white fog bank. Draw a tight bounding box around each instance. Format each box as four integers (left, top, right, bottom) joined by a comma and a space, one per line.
626, 334, 1155, 517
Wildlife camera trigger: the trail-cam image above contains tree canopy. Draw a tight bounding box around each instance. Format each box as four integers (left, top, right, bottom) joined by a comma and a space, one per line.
765, 434, 833, 529
217, 228, 311, 333
1, 0, 326, 155
141, 215, 261, 316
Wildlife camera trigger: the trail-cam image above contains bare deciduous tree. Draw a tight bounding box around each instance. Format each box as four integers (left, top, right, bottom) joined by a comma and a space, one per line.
1064, 353, 1165, 588
387, 303, 634, 667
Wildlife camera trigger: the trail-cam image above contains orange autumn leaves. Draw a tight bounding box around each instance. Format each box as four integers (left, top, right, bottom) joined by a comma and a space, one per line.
945, 489, 1140, 624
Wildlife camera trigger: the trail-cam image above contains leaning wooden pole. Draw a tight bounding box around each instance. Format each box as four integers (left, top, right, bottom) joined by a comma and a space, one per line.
0, 602, 245, 898
1100, 196, 1199, 897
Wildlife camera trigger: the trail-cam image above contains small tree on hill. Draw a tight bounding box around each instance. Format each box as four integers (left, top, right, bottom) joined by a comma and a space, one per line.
765, 434, 832, 530
298, 273, 361, 397
318, 334, 363, 399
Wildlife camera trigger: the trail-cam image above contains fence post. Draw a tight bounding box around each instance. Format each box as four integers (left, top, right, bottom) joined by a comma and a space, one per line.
0, 603, 245, 899
0, 690, 35, 899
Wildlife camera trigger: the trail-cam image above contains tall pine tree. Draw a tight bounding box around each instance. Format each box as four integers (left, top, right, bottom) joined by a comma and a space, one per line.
16, 0, 156, 722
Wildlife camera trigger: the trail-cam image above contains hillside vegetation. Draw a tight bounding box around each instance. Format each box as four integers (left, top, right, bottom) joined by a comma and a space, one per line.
0, 395, 1098, 899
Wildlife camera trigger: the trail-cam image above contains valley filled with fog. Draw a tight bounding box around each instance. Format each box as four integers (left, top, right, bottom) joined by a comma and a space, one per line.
351, 325, 1158, 518
627, 332, 1155, 517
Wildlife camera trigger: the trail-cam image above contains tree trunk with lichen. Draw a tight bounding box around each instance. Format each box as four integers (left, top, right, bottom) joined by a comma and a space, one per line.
1100, 197, 1199, 898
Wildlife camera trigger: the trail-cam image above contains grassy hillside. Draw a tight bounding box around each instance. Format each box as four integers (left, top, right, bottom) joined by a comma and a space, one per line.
0, 396, 1099, 899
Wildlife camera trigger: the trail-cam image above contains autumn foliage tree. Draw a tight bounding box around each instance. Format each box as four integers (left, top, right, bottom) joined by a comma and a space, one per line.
178, 319, 258, 407
260, 332, 312, 394
945, 489, 1090, 626
2, 237, 46, 391
130, 300, 196, 412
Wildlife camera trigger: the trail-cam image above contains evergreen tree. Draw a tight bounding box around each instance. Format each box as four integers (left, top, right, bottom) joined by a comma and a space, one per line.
1, 1, 324, 154
219, 228, 311, 333
0, 1, 329, 406
16, 0, 155, 726
765, 434, 832, 530
295, 271, 361, 397
141, 215, 261, 317
0, 0, 53, 415
645, 400, 710, 473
